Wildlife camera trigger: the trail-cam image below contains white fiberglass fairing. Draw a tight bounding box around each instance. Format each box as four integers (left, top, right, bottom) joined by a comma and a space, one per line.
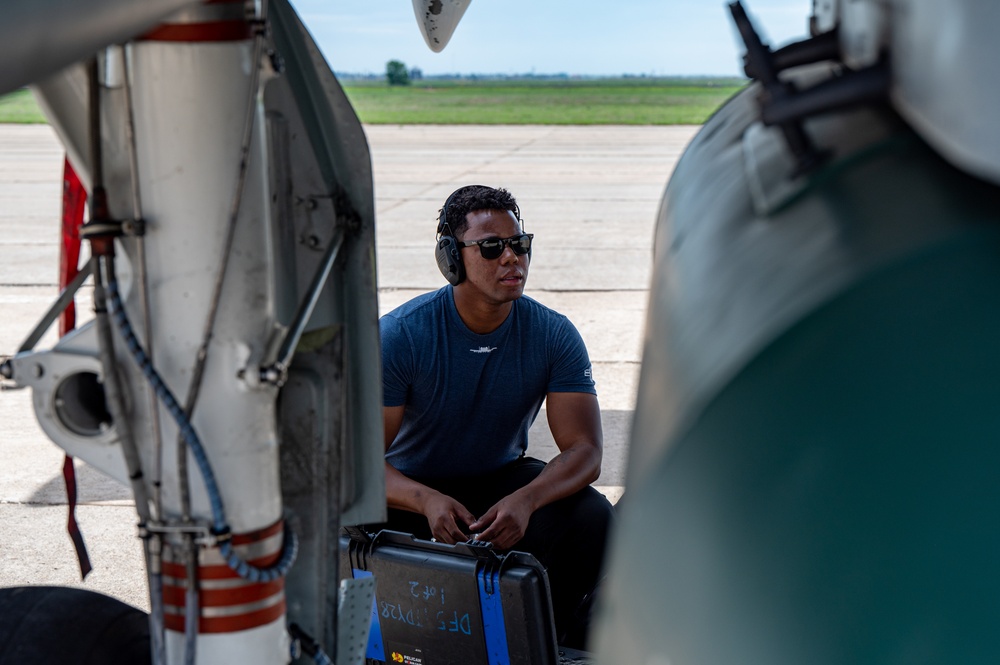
814, 0, 1000, 185
411, 0, 472, 52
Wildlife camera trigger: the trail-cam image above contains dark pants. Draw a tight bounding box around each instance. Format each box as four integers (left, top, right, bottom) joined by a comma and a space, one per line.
378, 457, 615, 649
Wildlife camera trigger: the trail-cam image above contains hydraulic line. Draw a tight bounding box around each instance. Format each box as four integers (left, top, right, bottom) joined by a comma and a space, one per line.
182, 560, 197, 665
92, 256, 154, 522
120, 43, 163, 523
104, 270, 299, 583
288, 624, 335, 665
119, 44, 168, 665
86, 57, 153, 524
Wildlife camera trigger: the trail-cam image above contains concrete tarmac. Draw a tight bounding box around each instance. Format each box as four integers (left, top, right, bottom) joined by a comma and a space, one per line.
0, 123, 699, 609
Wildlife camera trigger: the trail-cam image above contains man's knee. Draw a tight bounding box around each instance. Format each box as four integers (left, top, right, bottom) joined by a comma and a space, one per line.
577, 486, 615, 526
557, 486, 614, 537
521, 486, 614, 557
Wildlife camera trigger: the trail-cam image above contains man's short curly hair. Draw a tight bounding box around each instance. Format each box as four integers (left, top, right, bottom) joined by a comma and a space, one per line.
438, 185, 521, 239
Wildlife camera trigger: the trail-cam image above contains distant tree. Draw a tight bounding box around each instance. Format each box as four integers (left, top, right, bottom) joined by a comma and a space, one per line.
386, 60, 410, 86
409, 67, 423, 81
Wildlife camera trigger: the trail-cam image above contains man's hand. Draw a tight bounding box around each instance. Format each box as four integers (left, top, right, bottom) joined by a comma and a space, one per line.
469, 493, 534, 550
422, 493, 476, 545
384, 407, 475, 545
467, 392, 604, 550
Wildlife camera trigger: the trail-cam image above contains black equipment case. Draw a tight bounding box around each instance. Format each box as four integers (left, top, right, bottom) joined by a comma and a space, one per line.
340, 528, 562, 665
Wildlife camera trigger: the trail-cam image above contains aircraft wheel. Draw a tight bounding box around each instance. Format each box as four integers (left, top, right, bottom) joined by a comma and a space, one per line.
0, 586, 150, 664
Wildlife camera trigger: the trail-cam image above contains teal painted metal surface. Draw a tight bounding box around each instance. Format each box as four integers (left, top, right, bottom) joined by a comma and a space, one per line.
597, 75, 1000, 663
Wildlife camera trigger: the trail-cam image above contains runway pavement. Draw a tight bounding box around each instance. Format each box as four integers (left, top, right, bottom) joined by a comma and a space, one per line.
0, 123, 699, 609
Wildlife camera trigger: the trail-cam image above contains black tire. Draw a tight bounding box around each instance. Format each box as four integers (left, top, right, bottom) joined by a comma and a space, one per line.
0, 586, 150, 664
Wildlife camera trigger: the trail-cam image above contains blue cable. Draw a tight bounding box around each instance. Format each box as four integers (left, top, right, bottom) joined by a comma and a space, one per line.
106, 279, 297, 582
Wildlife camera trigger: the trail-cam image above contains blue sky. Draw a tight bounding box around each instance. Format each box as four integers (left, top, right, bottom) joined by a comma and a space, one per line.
289, 0, 814, 77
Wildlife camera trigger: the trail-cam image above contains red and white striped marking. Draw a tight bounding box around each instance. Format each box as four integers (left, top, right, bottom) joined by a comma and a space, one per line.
162, 520, 286, 634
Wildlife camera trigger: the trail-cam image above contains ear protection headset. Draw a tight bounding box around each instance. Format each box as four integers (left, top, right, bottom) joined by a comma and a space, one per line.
434, 185, 523, 286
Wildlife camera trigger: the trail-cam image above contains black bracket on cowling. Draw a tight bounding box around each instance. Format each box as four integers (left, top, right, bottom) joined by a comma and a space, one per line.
729, 1, 891, 176
729, 1, 828, 175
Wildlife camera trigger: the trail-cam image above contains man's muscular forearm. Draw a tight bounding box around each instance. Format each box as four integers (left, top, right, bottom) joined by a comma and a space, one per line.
515, 444, 601, 511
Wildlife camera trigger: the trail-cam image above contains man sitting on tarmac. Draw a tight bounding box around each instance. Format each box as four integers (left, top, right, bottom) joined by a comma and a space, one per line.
378, 184, 614, 649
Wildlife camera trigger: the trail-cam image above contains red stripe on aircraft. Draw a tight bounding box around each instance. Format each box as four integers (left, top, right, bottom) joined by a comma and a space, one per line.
231, 520, 284, 545
164, 599, 286, 634
140, 20, 252, 42
162, 549, 282, 581
162, 578, 284, 608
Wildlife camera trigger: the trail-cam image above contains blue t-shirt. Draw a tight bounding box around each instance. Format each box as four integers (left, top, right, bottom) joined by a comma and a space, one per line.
381, 286, 596, 479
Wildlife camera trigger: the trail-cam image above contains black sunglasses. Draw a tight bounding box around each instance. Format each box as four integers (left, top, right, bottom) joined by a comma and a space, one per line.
458, 233, 533, 259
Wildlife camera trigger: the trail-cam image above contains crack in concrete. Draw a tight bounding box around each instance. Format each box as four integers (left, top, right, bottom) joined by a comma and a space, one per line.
0, 499, 135, 507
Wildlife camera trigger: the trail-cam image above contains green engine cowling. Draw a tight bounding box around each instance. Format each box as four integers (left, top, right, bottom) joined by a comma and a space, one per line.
595, 67, 1000, 663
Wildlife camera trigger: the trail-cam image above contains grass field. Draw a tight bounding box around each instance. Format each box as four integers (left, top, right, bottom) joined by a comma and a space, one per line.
0, 77, 744, 125
341, 77, 744, 125
0, 89, 45, 124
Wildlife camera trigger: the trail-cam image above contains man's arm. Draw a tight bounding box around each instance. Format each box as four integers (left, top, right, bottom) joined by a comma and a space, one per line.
383, 404, 476, 544
470, 391, 603, 549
